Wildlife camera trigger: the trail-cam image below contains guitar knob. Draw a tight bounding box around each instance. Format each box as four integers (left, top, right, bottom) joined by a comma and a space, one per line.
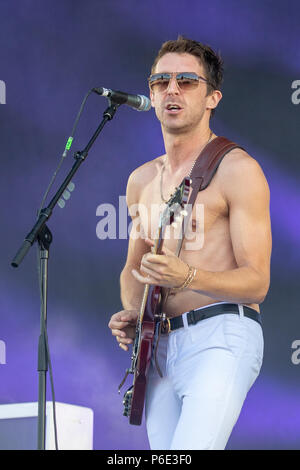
181, 209, 188, 216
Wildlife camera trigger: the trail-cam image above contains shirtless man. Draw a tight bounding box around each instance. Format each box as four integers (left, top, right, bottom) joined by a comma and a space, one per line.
108, 37, 272, 450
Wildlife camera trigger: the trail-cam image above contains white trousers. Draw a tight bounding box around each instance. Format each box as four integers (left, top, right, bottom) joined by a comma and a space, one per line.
145, 302, 264, 450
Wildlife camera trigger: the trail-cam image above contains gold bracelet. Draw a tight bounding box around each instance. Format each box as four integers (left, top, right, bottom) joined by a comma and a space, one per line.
173, 265, 197, 291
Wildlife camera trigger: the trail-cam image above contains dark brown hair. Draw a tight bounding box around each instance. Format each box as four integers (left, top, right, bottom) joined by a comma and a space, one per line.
151, 36, 224, 117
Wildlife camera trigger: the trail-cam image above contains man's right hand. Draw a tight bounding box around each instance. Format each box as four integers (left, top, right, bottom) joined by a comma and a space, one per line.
108, 310, 138, 351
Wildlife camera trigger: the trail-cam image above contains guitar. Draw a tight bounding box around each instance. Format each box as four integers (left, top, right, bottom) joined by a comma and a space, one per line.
118, 177, 191, 425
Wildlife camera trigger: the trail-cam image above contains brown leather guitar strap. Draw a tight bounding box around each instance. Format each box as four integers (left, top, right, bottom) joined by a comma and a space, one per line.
176, 136, 244, 257
154, 136, 244, 377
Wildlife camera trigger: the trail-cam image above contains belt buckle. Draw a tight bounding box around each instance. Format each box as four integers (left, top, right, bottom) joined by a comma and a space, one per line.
161, 313, 171, 334
188, 310, 197, 325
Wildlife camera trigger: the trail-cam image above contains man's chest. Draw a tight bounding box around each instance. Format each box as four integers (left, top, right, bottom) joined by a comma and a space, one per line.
137, 174, 229, 249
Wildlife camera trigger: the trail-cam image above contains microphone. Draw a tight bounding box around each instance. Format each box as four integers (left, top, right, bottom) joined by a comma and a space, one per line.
92, 87, 151, 112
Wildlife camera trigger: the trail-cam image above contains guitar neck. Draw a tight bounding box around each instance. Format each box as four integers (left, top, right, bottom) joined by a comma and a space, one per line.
137, 227, 163, 326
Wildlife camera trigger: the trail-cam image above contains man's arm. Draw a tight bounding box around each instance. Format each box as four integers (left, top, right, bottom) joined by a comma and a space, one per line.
109, 168, 150, 351
120, 169, 150, 309
189, 152, 272, 303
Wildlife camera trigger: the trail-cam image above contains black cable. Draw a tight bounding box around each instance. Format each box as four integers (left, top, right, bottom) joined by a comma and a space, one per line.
38, 88, 94, 216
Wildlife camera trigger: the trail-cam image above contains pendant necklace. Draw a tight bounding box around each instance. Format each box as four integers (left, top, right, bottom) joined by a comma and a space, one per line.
160, 130, 213, 203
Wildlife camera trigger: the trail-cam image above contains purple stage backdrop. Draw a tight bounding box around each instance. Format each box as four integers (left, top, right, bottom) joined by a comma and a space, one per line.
0, 0, 300, 450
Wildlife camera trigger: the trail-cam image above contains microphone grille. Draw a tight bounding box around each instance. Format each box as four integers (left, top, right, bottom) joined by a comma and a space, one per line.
138, 95, 151, 112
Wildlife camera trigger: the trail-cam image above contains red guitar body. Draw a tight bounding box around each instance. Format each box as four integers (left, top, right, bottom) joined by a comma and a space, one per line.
128, 285, 161, 425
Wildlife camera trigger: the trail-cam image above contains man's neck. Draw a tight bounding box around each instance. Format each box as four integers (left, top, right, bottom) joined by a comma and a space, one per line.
162, 124, 214, 172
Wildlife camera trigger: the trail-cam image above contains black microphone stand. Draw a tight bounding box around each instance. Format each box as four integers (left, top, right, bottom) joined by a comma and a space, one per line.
37, 224, 52, 450
11, 100, 119, 450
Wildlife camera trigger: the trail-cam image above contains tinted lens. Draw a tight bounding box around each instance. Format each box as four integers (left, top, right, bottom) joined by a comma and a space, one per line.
176, 73, 200, 90
149, 73, 171, 91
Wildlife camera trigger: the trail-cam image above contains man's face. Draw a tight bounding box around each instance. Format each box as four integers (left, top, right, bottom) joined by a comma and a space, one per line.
150, 52, 215, 134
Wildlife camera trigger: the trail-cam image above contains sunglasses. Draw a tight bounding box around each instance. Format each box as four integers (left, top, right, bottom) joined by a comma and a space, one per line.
148, 72, 211, 92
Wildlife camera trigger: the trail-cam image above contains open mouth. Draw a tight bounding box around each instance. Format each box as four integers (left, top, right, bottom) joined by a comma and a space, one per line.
165, 103, 182, 113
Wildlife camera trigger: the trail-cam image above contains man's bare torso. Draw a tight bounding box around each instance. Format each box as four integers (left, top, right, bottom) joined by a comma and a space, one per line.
134, 148, 260, 317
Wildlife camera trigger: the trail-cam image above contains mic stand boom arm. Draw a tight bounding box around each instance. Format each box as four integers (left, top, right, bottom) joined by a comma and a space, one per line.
11, 100, 119, 450
11, 101, 119, 268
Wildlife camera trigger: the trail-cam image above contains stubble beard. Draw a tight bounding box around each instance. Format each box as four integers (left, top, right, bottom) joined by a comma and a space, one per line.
159, 108, 206, 136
